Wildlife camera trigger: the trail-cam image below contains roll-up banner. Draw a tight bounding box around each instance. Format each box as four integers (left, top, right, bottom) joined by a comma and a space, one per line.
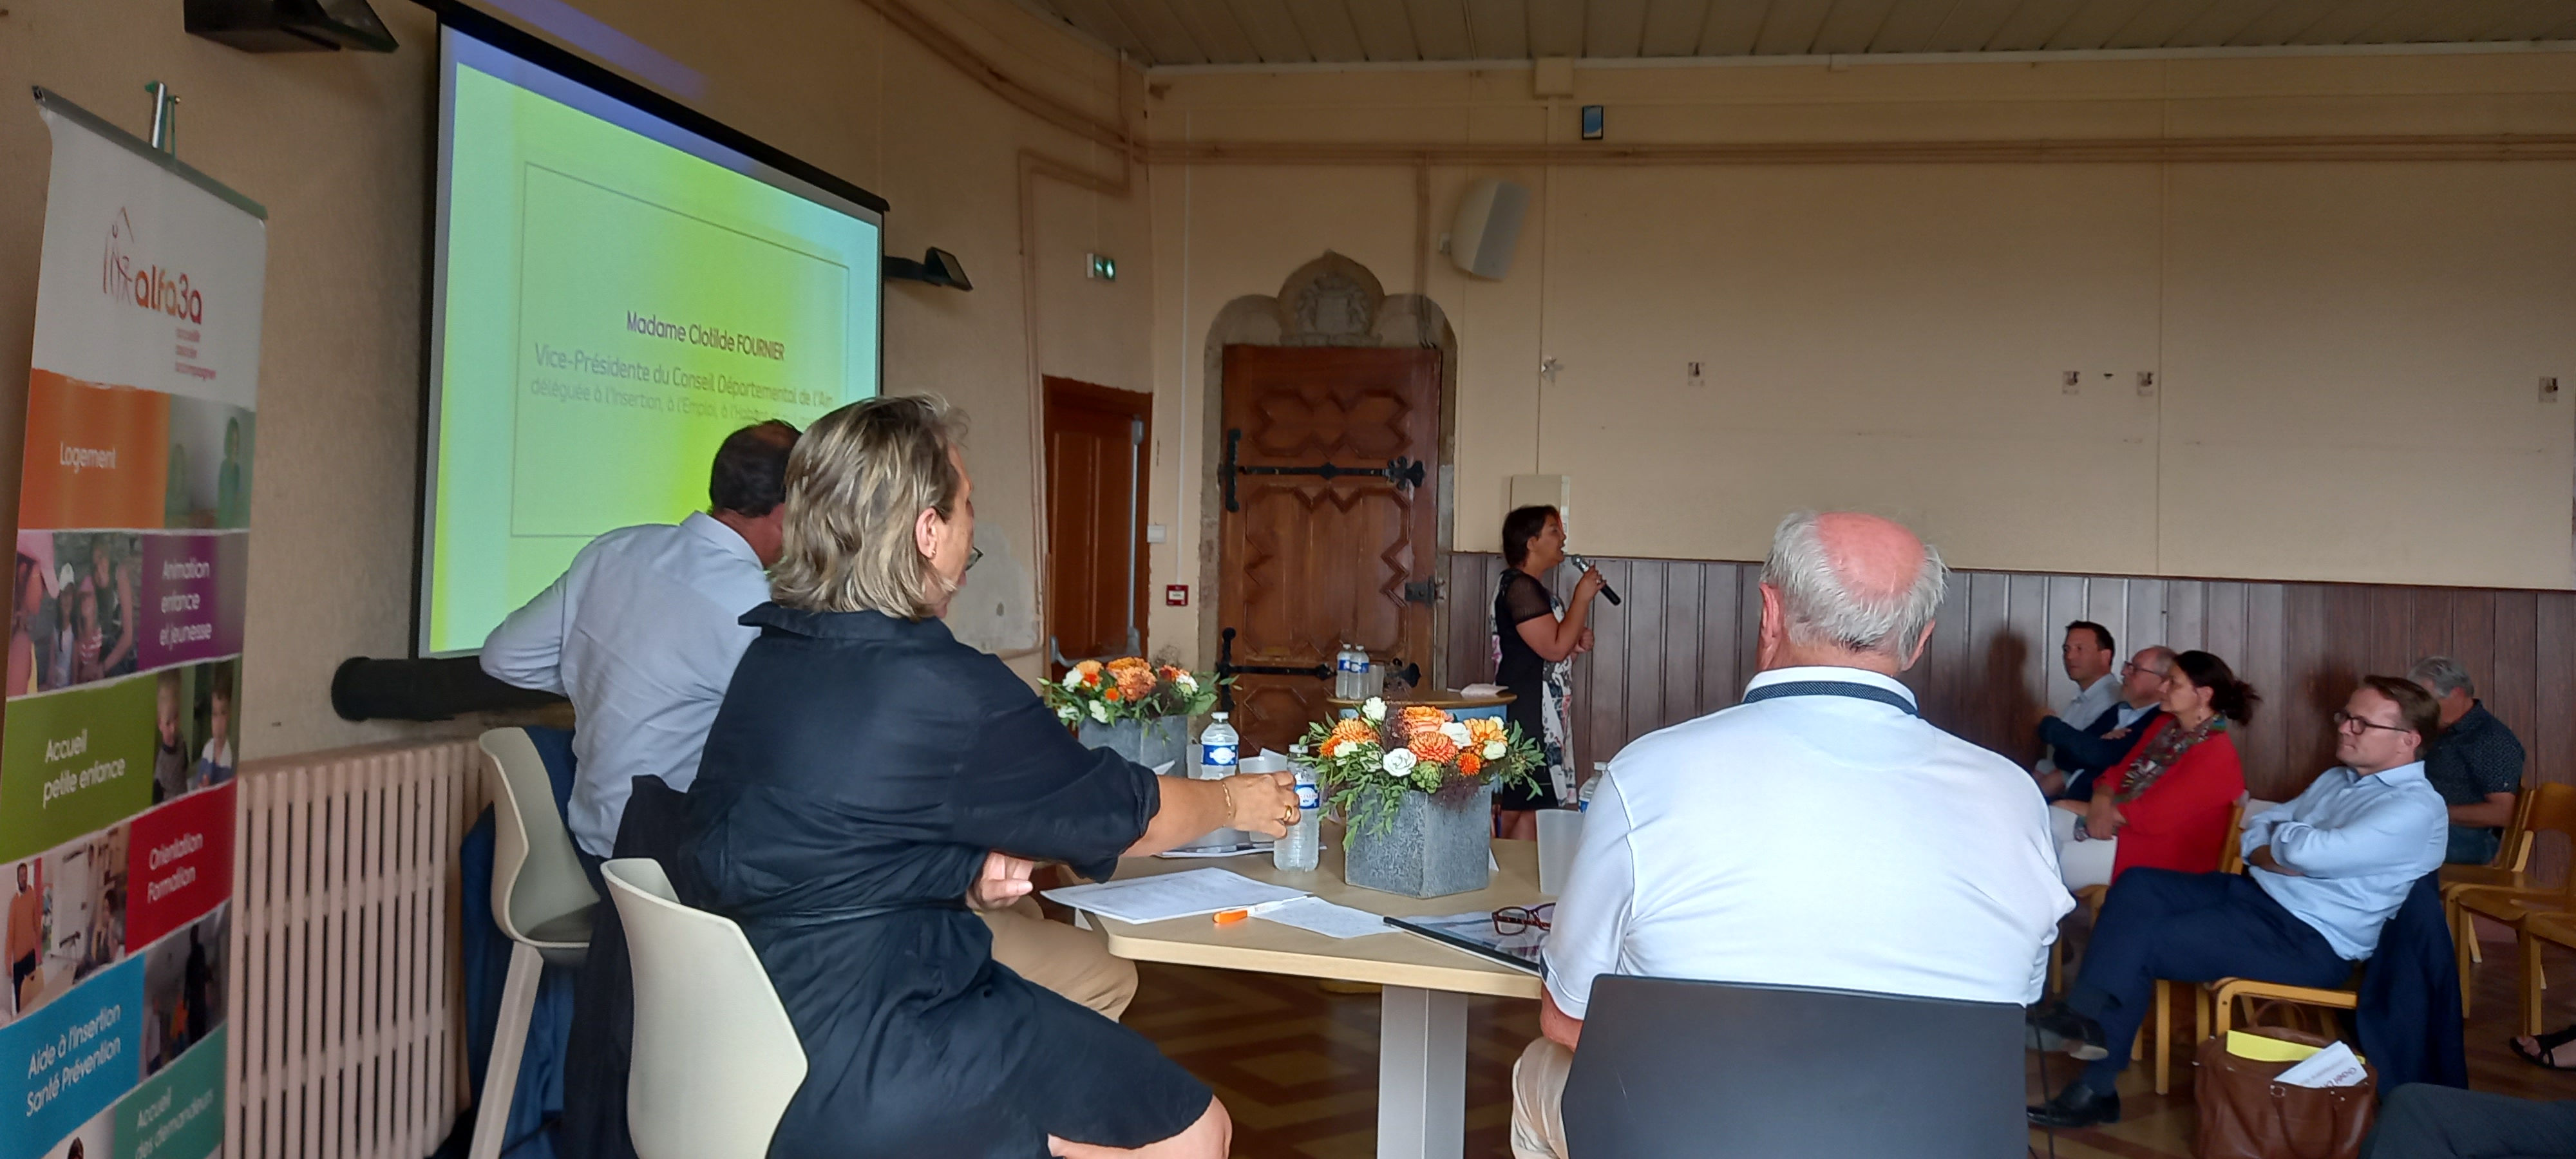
3, 88, 263, 1159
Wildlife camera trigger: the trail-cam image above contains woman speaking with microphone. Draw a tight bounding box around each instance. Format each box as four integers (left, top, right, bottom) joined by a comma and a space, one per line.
1493, 505, 1604, 839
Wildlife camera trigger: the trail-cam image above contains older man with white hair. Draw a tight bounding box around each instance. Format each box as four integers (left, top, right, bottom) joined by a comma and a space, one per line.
1506, 511, 2072, 1159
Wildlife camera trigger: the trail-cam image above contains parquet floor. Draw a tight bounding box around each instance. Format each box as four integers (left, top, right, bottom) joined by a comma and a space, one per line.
1121, 932, 2576, 1158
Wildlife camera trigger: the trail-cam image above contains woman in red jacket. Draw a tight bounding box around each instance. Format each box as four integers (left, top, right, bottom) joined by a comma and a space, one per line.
2077, 650, 2255, 883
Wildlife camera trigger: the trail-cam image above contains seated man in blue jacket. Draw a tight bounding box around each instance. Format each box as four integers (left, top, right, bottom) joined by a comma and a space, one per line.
2029, 675, 2449, 1127
2040, 645, 2173, 801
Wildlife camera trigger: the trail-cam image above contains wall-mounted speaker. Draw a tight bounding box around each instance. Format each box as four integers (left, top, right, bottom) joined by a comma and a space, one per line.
1450, 177, 1530, 281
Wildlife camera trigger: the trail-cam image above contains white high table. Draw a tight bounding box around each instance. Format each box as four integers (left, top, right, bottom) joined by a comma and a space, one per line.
1088, 836, 1546, 1159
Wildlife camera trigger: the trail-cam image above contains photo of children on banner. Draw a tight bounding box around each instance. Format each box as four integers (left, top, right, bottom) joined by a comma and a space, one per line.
195, 659, 236, 788
154, 669, 190, 804
163, 397, 254, 531
142, 903, 227, 1076
11, 531, 145, 692
10, 532, 65, 696
1, 824, 131, 1025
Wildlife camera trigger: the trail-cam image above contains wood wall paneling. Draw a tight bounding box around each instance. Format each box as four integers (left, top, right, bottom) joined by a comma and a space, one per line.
1443, 553, 2576, 818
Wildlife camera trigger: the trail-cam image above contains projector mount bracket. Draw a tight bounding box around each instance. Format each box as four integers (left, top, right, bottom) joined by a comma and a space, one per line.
1221, 428, 1425, 513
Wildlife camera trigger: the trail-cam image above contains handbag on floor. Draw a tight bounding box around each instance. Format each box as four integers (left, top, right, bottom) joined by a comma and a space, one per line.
2194, 1028, 2377, 1159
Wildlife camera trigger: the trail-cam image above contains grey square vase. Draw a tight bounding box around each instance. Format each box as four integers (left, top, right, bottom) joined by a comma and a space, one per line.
1079, 715, 1189, 771
1344, 781, 1495, 899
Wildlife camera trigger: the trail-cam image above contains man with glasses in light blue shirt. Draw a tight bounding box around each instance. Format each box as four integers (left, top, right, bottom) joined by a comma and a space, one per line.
2030, 675, 2448, 1128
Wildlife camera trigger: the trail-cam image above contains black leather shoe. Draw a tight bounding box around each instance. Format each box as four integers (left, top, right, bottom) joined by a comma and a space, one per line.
2025, 1004, 2109, 1060
2028, 1080, 2121, 1129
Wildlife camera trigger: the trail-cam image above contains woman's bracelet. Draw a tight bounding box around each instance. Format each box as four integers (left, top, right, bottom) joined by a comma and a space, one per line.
1219, 777, 1238, 826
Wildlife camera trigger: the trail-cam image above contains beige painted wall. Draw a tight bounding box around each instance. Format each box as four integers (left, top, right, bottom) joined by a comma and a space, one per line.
1142, 52, 2576, 663
0, 0, 1153, 757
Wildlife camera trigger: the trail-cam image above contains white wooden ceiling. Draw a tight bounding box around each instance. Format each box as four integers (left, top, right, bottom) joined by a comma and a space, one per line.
1014, 0, 2576, 66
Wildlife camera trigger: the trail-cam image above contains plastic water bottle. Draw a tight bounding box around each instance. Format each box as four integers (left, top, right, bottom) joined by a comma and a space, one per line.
1349, 646, 1373, 699
1275, 746, 1321, 871
1333, 643, 1358, 699
1198, 713, 1240, 778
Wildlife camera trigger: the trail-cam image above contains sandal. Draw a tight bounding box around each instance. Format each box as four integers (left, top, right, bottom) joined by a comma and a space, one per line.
2510, 1023, 2576, 1070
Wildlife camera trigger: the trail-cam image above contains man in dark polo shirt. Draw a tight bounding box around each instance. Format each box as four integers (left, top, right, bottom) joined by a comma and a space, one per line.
2408, 655, 2524, 865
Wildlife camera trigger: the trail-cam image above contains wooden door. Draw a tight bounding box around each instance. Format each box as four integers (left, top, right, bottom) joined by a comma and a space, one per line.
1218, 345, 1442, 754
1043, 377, 1151, 674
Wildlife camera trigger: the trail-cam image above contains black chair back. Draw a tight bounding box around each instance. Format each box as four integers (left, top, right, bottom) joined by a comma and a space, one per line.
1561, 976, 2027, 1158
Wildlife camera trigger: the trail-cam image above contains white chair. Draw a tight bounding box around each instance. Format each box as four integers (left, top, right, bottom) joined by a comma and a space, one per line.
469, 728, 600, 1159
603, 857, 809, 1159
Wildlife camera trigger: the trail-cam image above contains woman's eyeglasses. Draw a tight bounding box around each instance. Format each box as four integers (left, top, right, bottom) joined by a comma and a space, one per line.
966, 546, 983, 572
1493, 903, 1554, 936
2333, 710, 2410, 735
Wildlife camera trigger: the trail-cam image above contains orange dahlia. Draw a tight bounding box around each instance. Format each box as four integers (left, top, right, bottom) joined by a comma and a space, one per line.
1457, 751, 1482, 777
1464, 717, 1507, 744
1407, 731, 1459, 766
1329, 719, 1375, 748
1396, 706, 1451, 739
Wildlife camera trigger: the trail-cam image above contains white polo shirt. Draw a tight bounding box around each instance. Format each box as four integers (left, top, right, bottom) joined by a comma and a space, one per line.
1544, 666, 2073, 1017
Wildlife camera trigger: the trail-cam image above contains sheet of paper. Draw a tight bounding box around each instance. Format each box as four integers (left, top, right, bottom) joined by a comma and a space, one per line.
1042, 867, 1307, 925
1253, 896, 1398, 939
2276, 1041, 2368, 1088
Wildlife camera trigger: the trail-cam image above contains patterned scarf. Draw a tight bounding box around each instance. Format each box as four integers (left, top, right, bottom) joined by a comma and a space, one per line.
2113, 714, 2226, 804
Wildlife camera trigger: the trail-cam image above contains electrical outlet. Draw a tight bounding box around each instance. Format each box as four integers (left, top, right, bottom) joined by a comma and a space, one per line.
1145, 523, 1166, 543
2061, 371, 2081, 395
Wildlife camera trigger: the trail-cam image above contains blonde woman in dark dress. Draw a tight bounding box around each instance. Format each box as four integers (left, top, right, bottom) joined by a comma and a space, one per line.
681, 396, 1298, 1159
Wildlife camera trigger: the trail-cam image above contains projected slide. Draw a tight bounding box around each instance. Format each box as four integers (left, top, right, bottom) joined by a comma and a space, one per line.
425, 26, 881, 655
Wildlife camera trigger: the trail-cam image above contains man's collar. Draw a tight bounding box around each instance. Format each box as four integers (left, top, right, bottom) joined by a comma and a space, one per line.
2351, 760, 2429, 784
2081, 672, 2117, 693
1747, 666, 1917, 707
682, 510, 764, 569
2445, 701, 2491, 736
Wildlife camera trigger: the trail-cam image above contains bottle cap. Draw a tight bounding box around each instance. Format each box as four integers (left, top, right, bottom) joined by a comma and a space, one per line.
1211, 711, 1229, 721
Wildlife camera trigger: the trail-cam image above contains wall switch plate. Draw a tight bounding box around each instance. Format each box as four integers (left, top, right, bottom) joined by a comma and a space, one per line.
2061, 371, 2080, 395
2544, 377, 2561, 402
1164, 585, 1189, 607
1686, 361, 1704, 387
2137, 371, 2156, 397
1145, 523, 1166, 543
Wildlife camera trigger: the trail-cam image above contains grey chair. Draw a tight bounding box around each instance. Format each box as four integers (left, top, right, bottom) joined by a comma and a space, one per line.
1561, 976, 2027, 1158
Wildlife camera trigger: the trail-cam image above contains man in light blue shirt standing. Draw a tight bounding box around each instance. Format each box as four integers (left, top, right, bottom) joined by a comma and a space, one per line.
2030, 675, 2448, 1128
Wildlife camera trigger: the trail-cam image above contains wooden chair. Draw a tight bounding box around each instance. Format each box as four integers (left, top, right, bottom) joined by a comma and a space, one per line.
2055, 800, 2257, 1094
2521, 911, 2576, 1046
2439, 786, 2539, 990
2210, 974, 2359, 1041
2450, 784, 2576, 1022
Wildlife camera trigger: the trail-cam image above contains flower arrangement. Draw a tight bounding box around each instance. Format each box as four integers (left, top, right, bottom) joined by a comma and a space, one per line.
1045, 657, 1223, 726
1300, 697, 1542, 836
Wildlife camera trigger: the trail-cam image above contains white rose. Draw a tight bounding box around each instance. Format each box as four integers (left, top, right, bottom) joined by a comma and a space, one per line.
1381, 748, 1418, 776
1361, 697, 1387, 722
1088, 701, 1110, 723
1481, 740, 1508, 760
1439, 722, 1472, 746
1061, 670, 1084, 689
1175, 674, 1197, 691
1056, 704, 1078, 723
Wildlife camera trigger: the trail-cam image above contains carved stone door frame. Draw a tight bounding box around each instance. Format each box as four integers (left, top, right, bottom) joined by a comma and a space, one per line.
1197, 252, 1461, 690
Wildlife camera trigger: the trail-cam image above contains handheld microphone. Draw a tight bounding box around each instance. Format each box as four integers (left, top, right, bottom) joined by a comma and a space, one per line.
1567, 553, 1622, 605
